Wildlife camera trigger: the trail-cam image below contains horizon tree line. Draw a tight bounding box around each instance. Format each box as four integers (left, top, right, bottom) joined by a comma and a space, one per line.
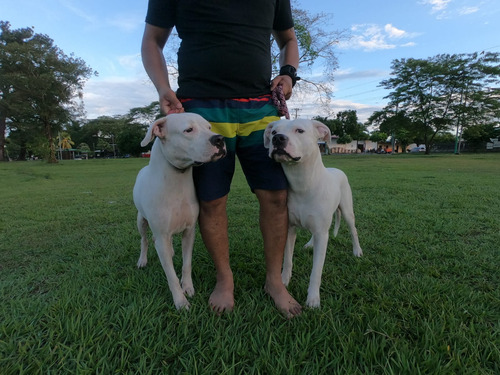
1, 18, 499, 161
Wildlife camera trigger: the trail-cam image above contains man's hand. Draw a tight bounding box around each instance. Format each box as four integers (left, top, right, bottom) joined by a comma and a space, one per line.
270, 75, 293, 100
159, 88, 184, 115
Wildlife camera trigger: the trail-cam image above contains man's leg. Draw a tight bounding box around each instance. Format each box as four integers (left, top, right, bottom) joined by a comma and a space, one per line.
255, 189, 302, 318
198, 195, 235, 313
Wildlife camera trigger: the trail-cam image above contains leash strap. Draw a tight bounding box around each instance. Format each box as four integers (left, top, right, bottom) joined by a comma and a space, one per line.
271, 85, 290, 119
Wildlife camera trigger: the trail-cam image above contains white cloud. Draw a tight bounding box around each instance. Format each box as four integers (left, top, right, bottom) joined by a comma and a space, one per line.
458, 6, 480, 15
82, 76, 158, 119
421, 0, 451, 13
339, 24, 417, 51
384, 24, 406, 39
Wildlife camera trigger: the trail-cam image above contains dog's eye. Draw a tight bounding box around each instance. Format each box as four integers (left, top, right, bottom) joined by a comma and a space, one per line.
271, 130, 277, 135
296, 128, 305, 134
184, 127, 194, 133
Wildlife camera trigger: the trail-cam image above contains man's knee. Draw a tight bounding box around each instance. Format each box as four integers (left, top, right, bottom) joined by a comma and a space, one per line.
200, 195, 228, 217
255, 189, 288, 211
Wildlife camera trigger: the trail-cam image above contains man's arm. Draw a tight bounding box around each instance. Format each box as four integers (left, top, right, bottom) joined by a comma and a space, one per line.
141, 24, 184, 114
271, 28, 299, 100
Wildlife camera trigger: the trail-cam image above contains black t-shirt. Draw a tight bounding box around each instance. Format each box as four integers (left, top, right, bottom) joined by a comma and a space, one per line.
145, 0, 294, 98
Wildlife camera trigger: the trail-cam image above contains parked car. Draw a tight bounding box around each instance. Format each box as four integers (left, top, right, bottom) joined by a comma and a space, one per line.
410, 145, 426, 153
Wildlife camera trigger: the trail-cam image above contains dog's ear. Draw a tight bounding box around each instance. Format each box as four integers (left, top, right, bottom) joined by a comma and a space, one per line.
263, 121, 277, 149
141, 117, 168, 147
313, 120, 332, 145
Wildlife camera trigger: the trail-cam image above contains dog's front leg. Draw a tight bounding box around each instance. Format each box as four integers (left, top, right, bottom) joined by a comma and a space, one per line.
180, 227, 195, 297
281, 226, 297, 287
154, 235, 190, 310
306, 232, 329, 308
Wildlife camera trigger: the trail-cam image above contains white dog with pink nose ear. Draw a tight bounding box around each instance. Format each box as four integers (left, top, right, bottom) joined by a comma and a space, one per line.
133, 113, 226, 310
264, 119, 362, 308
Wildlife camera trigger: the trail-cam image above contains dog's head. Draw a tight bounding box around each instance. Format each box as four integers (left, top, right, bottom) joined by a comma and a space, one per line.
141, 113, 226, 170
263, 119, 331, 164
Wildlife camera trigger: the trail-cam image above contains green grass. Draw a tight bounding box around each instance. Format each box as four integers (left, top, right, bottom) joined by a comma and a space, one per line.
1, 154, 499, 374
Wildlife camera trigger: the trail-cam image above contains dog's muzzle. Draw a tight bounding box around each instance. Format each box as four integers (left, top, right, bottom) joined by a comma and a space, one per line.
210, 134, 226, 159
271, 134, 300, 162
272, 133, 288, 149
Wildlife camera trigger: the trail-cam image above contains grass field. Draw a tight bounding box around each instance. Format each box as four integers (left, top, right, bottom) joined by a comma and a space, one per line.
1, 153, 499, 374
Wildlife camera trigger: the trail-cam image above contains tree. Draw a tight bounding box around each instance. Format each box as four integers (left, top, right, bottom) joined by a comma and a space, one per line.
58, 132, 74, 150
0, 22, 34, 161
126, 101, 161, 125
367, 110, 418, 153
380, 53, 500, 154
66, 107, 149, 157
78, 142, 91, 154
462, 123, 500, 152
334, 110, 368, 146
380, 57, 451, 154
116, 123, 148, 157
0, 21, 95, 162
369, 131, 388, 143
447, 53, 500, 153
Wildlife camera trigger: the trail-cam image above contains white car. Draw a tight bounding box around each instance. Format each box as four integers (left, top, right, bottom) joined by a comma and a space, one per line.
410, 145, 426, 153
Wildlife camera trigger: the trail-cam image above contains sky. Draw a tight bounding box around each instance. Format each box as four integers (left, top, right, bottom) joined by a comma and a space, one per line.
2, 0, 500, 123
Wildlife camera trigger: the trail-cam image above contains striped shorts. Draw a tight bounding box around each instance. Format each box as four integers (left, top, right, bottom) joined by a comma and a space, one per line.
180, 95, 287, 201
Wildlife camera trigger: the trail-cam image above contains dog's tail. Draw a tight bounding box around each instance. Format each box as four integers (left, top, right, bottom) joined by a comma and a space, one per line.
333, 208, 341, 237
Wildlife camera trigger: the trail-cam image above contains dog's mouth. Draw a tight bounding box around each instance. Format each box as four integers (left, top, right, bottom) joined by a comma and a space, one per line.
193, 148, 226, 166
214, 148, 227, 159
272, 148, 301, 162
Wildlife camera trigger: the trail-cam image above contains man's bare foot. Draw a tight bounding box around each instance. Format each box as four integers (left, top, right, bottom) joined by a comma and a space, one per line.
264, 280, 302, 319
209, 276, 234, 314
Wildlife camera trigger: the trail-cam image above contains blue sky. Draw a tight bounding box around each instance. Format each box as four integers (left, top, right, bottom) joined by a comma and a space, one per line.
2, 0, 499, 122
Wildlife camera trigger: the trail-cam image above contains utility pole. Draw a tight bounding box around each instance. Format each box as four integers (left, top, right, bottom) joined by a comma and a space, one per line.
292, 108, 301, 119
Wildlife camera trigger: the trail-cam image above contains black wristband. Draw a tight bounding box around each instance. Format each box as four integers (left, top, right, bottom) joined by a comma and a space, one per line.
279, 65, 300, 87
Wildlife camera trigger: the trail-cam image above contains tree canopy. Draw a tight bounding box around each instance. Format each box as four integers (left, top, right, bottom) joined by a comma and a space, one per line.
0, 21, 95, 162
378, 52, 500, 154
314, 110, 368, 145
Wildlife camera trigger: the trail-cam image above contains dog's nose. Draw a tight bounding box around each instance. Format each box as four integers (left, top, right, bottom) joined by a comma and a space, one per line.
272, 134, 288, 148
210, 134, 225, 148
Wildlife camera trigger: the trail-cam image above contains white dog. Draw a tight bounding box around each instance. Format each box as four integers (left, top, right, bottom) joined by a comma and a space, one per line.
264, 119, 362, 308
133, 113, 226, 310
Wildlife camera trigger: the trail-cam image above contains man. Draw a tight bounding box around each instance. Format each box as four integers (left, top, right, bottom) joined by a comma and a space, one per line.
141, 0, 302, 318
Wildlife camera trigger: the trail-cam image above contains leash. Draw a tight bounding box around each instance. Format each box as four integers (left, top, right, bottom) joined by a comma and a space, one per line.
271, 85, 290, 119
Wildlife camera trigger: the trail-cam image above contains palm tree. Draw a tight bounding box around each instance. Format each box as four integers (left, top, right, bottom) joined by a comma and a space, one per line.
58, 132, 74, 150
58, 132, 75, 160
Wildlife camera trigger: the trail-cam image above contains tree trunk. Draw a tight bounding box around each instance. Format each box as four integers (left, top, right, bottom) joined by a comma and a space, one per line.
0, 116, 6, 161
45, 121, 58, 163
17, 144, 27, 161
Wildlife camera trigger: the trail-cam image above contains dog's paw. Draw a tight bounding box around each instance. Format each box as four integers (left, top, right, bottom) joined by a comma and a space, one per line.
353, 247, 363, 257
181, 276, 194, 297
281, 272, 291, 287
182, 284, 195, 297
174, 296, 191, 310
306, 295, 321, 308
136, 257, 148, 268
